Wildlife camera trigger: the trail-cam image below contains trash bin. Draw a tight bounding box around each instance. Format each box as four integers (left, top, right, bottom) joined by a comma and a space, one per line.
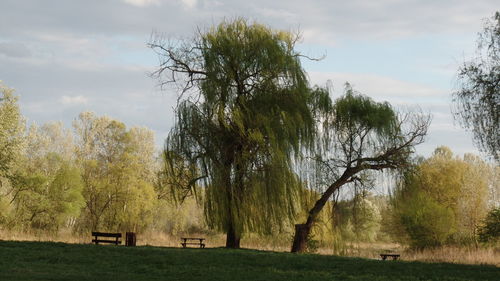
125, 232, 136, 246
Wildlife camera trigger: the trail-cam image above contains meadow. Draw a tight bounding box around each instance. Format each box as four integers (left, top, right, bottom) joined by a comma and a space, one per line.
1, 230, 499, 267
0, 240, 499, 281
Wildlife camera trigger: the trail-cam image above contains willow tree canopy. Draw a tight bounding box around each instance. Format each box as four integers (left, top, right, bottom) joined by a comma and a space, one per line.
150, 19, 324, 247
453, 12, 500, 162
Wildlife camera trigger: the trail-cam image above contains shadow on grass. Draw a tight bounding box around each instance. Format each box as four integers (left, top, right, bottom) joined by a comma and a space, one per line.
0, 240, 498, 281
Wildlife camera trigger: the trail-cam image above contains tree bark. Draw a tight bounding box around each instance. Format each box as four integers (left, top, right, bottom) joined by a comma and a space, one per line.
226, 221, 241, 248
225, 144, 245, 249
291, 223, 312, 253
224, 165, 241, 249
291, 169, 356, 253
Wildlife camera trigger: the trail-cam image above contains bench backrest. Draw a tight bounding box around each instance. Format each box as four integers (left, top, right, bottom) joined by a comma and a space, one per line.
92, 232, 122, 238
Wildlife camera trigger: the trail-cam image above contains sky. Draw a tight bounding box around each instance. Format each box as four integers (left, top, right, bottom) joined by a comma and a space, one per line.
0, 0, 498, 158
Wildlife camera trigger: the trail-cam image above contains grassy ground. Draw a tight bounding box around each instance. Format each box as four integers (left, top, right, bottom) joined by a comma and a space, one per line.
0, 241, 498, 281
1, 230, 498, 266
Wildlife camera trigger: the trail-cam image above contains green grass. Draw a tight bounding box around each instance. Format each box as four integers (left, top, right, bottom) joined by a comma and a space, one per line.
0, 241, 498, 281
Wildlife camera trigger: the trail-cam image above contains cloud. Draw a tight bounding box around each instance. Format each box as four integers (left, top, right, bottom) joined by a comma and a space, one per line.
308, 71, 446, 101
1, 0, 496, 42
1, 0, 495, 156
181, 0, 197, 9
420, 126, 479, 157
123, 0, 160, 7
60, 95, 89, 105
253, 7, 297, 23
0, 41, 31, 58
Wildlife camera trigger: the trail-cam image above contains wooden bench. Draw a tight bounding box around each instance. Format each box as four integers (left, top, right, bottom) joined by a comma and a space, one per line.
380, 253, 400, 260
92, 232, 122, 245
180, 237, 205, 248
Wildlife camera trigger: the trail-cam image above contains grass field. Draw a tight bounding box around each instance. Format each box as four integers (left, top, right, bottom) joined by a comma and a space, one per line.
0, 241, 498, 281
2, 230, 498, 266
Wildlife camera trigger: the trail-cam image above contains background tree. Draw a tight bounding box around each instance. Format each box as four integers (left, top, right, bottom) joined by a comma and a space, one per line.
0, 82, 25, 224
390, 147, 495, 247
478, 207, 500, 244
4, 122, 83, 231
332, 191, 382, 243
8, 165, 84, 232
453, 11, 500, 161
73, 112, 156, 233
150, 19, 318, 248
458, 154, 493, 241
291, 84, 429, 252
0, 82, 25, 182
0, 91, 207, 237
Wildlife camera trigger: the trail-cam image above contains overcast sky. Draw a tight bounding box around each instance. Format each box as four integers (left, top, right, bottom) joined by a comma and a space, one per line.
0, 0, 498, 158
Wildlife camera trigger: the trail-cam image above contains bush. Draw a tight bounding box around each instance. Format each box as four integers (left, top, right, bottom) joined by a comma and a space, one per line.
478, 207, 500, 243
398, 192, 456, 248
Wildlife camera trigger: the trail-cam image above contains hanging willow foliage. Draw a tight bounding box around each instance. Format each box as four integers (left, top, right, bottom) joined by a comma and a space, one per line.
151, 19, 325, 246
453, 11, 500, 162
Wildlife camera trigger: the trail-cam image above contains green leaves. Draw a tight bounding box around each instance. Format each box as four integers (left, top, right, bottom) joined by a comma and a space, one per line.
6, 163, 84, 231
0, 82, 25, 178
478, 207, 500, 243
390, 147, 495, 247
332, 84, 398, 137
73, 112, 157, 233
49, 165, 85, 220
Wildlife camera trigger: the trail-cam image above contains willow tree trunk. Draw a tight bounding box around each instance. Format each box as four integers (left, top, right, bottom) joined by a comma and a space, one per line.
291, 170, 355, 253
225, 147, 245, 249
226, 222, 241, 248
224, 167, 242, 248
224, 192, 241, 248
291, 222, 313, 252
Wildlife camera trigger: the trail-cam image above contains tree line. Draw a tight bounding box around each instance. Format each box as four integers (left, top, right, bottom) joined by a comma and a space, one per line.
0, 92, 158, 234
0, 80, 498, 251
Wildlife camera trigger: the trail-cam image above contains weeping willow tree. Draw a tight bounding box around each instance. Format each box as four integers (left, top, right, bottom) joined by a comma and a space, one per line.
291, 84, 430, 252
453, 11, 500, 162
150, 19, 320, 248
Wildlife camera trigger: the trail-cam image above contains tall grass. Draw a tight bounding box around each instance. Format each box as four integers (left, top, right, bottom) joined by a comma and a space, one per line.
0, 228, 87, 244
403, 246, 499, 266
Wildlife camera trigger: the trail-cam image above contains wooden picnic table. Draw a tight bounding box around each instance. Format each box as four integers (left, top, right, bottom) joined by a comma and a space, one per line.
92, 232, 122, 245
180, 237, 205, 248
380, 253, 400, 260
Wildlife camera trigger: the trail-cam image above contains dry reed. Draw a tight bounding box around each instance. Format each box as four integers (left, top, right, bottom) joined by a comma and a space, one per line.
402, 245, 499, 266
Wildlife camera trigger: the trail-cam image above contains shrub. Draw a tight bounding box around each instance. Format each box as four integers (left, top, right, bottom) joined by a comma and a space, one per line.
478, 207, 500, 243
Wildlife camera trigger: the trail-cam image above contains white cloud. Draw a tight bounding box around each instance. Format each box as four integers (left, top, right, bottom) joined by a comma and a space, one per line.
253, 7, 297, 22
1, 0, 495, 159
181, 0, 197, 9
60, 95, 89, 105
0, 41, 31, 58
308, 71, 445, 101
124, 0, 160, 7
